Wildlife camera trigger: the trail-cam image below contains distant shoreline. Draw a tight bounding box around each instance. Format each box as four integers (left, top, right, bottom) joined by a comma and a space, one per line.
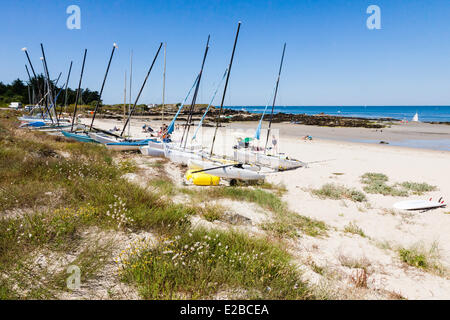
223, 106, 450, 124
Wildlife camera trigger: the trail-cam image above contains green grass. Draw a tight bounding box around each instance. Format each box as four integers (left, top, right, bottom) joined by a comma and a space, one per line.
311, 183, 367, 202
399, 248, 428, 269
198, 187, 327, 238
0, 110, 324, 299
398, 182, 437, 195
361, 172, 436, 197
0, 110, 196, 298
197, 204, 225, 222
149, 178, 176, 196
398, 243, 445, 275
119, 228, 314, 299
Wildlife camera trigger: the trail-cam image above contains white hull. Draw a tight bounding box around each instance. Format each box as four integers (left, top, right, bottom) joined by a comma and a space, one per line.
18, 117, 71, 123
88, 132, 123, 144
188, 159, 265, 181
233, 149, 306, 171
140, 141, 165, 157
163, 144, 204, 165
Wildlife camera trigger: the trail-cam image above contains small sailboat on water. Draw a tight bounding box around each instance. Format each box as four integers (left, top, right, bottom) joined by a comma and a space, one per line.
412, 112, 419, 122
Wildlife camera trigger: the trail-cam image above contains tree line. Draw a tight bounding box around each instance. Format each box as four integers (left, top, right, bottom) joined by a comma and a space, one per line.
0, 75, 100, 107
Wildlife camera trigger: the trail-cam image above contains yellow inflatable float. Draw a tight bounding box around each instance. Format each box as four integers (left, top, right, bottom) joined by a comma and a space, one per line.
185, 169, 220, 186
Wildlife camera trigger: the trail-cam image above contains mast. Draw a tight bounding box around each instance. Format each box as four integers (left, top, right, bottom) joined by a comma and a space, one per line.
210, 22, 241, 156
25, 65, 35, 105
120, 42, 163, 137
191, 68, 228, 142
62, 61, 73, 120
40, 43, 57, 123
128, 50, 133, 137
162, 42, 166, 122
40, 57, 54, 124
123, 70, 127, 124
21, 47, 43, 102
264, 43, 286, 153
71, 49, 87, 132
181, 35, 210, 148
89, 43, 118, 131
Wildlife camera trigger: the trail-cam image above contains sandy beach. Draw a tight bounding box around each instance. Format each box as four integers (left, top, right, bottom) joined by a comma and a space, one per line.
78, 116, 450, 299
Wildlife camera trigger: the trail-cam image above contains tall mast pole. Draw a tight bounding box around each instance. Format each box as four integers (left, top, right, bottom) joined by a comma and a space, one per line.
162, 42, 166, 122
25, 64, 37, 107
40, 43, 57, 122
40, 57, 54, 124
123, 70, 127, 124
89, 43, 118, 131
21, 47, 43, 102
121, 43, 163, 137
210, 22, 241, 157
181, 35, 210, 148
62, 61, 73, 119
128, 50, 133, 137
71, 49, 87, 132
264, 43, 286, 153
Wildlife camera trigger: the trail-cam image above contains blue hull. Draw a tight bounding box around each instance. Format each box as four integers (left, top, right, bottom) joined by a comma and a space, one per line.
62, 131, 97, 143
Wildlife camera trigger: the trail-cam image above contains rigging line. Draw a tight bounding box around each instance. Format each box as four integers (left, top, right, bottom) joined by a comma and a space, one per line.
264, 43, 286, 153
181, 35, 210, 149
121, 43, 163, 137
210, 21, 241, 157
166, 75, 200, 135
254, 83, 277, 140
89, 43, 118, 131
71, 49, 88, 132
191, 68, 228, 142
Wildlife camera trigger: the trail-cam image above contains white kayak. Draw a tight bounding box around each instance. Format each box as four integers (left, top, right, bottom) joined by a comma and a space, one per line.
393, 199, 446, 211
188, 159, 265, 181
233, 149, 307, 171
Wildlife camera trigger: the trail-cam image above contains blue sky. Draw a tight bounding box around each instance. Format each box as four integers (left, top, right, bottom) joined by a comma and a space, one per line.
1, 0, 450, 106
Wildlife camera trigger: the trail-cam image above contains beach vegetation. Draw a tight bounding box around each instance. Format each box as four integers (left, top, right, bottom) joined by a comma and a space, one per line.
311, 183, 367, 202
361, 173, 436, 196
338, 254, 371, 270
398, 242, 445, 275
343, 222, 366, 238
196, 187, 327, 238
118, 228, 314, 299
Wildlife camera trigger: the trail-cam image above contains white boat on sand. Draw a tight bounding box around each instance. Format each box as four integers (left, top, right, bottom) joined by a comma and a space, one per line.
188, 159, 265, 181
234, 149, 307, 171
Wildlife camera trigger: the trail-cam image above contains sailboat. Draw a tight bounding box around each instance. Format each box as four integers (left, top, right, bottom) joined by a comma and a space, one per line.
232, 43, 306, 171
412, 112, 419, 122
102, 43, 163, 151
62, 44, 118, 144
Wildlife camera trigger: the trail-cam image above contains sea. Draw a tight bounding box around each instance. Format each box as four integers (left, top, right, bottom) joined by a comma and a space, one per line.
224, 106, 450, 123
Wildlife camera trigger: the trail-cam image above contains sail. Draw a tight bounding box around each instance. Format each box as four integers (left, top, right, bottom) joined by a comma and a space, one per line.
412, 112, 419, 122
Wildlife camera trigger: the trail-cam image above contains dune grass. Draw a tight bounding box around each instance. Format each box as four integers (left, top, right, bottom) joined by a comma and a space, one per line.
119, 228, 314, 299
311, 183, 367, 202
398, 243, 445, 275
0, 111, 195, 297
197, 187, 327, 238
343, 222, 367, 238
361, 172, 436, 197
